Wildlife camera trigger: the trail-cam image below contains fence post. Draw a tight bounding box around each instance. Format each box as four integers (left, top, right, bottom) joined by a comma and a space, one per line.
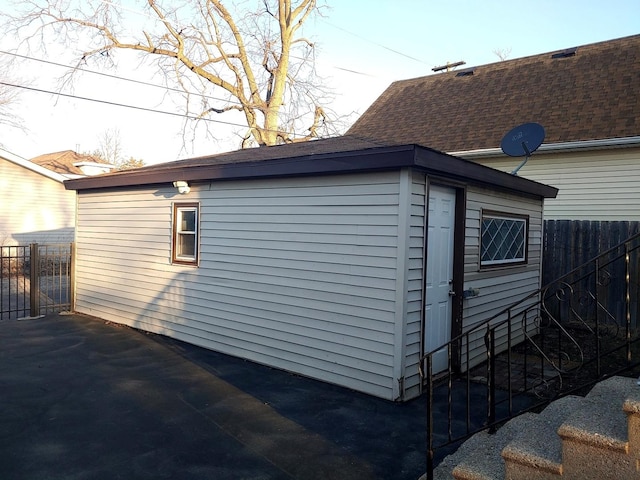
70, 242, 76, 312
29, 243, 40, 317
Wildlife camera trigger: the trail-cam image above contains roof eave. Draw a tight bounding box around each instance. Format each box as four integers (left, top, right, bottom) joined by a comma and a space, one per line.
64, 144, 419, 191
1, 150, 67, 183
64, 143, 557, 199
414, 148, 558, 199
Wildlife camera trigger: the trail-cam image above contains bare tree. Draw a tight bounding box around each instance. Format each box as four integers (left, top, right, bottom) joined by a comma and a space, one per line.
493, 47, 512, 62
0, 57, 25, 135
87, 128, 145, 170
6, 0, 334, 148
95, 128, 124, 165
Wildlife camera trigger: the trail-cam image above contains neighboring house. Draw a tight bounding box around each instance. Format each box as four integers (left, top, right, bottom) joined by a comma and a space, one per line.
0, 150, 76, 245
65, 137, 557, 401
30, 150, 115, 178
347, 34, 640, 222
1, 150, 114, 246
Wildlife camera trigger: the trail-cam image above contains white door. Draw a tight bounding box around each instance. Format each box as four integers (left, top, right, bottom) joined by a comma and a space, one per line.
425, 185, 456, 374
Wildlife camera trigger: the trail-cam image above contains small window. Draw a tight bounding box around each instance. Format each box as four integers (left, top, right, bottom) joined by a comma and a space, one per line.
481, 211, 528, 267
172, 203, 199, 265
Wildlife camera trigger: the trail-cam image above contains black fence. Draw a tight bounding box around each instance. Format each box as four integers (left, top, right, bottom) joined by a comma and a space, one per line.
423, 229, 640, 479
0, 243, 74, 320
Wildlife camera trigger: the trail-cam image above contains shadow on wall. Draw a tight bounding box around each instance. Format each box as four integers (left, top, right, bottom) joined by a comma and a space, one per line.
7, 228, 75, 246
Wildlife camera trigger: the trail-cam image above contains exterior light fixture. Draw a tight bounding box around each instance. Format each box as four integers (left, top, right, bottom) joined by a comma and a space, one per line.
173, 180, 190, 194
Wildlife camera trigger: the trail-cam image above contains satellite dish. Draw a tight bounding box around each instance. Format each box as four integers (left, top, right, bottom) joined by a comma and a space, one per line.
500, 122, 545, 175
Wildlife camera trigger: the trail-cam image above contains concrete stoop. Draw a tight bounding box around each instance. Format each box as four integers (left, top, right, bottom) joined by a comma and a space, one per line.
428, 376, 640, 480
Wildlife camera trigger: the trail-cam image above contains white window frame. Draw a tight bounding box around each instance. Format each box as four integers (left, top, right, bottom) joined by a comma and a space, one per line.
172, 202, 199, 265
480, 210, 528, 268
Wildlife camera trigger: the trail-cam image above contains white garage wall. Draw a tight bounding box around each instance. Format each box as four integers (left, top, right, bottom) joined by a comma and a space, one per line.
74, 171, 407, 400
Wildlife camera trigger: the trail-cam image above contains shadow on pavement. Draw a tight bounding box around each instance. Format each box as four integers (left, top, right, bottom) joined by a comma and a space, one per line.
0, 313, 429, 480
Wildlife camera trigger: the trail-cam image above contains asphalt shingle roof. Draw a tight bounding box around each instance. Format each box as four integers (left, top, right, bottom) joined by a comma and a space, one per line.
347, 34, 640, 153
30, 150, 111, 175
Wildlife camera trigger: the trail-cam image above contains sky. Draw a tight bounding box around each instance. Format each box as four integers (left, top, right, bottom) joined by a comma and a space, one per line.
0, 0, 638, 165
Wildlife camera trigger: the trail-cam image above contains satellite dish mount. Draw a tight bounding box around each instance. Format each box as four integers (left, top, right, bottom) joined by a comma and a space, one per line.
500, 123, 546, 175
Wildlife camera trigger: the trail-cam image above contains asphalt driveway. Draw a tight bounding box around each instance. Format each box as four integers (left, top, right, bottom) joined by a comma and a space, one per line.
0, 313, 428, 479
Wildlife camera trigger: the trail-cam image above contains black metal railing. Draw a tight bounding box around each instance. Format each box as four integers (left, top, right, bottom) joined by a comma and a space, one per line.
0, 243, 74, 320
422, 232, 640, 479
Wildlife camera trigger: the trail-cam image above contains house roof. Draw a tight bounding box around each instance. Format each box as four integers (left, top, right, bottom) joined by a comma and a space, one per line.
30, 150, 112, 176
347, 34, 640, 153
64, 136, 557, 199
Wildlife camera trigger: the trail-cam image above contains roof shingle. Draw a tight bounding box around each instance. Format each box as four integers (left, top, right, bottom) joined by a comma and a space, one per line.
30, 150, 111, 175
347, 34, 640, 152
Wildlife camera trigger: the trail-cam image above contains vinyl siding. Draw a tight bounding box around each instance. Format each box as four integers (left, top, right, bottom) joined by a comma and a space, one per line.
403, 172, 426, 399
461, 185, 544, 368
474, 147, 640, 221
74, 171, 404, 400
0, 159, 75, 245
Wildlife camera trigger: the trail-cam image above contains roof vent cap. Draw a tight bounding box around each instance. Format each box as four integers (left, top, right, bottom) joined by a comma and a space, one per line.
455, 67, 476, 77
551, 47, 577, 59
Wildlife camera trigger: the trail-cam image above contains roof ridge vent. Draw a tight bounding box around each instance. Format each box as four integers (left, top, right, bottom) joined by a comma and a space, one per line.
551, 47, 577, 59
455, 67, 476, 77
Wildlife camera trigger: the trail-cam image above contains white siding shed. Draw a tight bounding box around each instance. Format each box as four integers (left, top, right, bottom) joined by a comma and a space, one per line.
66, 138, 557, 401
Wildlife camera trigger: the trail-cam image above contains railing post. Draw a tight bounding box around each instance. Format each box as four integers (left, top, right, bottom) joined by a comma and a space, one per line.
487, 327, 497, 433
594, 258, 601, 376
29, 243, 40, 317
625, 245, 631, 364
426, 355, 434, 480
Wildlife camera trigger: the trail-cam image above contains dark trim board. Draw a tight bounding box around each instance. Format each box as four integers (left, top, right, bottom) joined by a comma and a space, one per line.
65, 139, 558, 200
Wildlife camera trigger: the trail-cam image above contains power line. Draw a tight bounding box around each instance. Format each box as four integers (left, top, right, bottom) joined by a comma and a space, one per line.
0, 50, 243, 106
320, 20, 432, 67
0, 80, 304, 137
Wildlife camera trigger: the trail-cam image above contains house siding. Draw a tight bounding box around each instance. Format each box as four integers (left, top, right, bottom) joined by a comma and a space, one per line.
461, 185, 544, 367
74, 171, 405, 400
474, 147, 640, 221
402, 172, 427, 399
0, 158, 75, 245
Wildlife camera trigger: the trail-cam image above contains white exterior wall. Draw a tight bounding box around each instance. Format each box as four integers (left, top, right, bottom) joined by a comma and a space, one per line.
74, 171, 413, 400
403, 172, 426, 399
474, 147, 640, 221
461, 185, 544, 367
0, 158, 75, 245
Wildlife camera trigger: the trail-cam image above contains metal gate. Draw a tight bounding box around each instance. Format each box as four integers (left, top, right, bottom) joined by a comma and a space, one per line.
0, 243, 74, 320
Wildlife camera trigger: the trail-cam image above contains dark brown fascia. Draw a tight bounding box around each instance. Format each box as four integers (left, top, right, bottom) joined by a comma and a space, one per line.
64, 144, 558, 199
413, 148, 558, 199
64, 144, 417, 191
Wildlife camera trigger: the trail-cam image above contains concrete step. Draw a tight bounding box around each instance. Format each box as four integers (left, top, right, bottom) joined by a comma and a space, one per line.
557, 376, 640, 480
432, 414, 528, 480
624, 390, 640, 457
501, 395, 583, 480
426, 376, 640, 480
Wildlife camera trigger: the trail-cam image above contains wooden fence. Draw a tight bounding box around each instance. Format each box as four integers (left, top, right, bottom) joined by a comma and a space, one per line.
542, 220, 640, 327
543, 220, 640, 282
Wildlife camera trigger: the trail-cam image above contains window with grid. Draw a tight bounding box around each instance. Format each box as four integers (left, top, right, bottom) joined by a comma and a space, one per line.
480, 211, 528, 267
172, 203, 199, 265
